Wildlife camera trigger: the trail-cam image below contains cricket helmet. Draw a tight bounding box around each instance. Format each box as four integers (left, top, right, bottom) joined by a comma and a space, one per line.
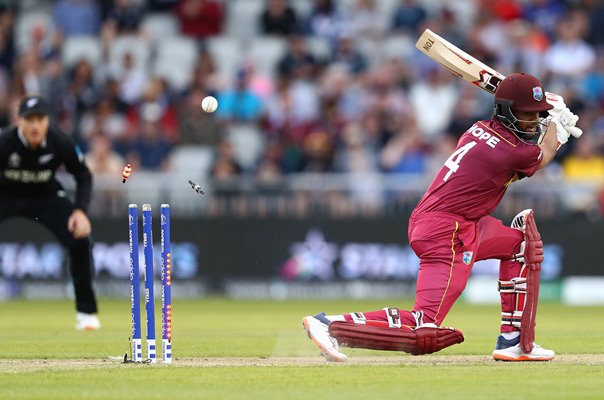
494, 73, 552, 142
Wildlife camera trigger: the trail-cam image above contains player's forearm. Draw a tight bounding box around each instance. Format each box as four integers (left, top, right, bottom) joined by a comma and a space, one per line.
74, 172, 92, 212
537, 122, 558, 169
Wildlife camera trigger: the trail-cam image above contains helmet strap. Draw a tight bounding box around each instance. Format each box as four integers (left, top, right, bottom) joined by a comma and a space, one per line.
494, 100, 546, 143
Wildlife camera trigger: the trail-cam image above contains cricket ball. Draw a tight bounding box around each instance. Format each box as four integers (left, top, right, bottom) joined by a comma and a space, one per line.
201, 96, 218, 113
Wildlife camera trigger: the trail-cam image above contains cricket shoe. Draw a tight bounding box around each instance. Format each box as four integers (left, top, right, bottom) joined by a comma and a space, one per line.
492, 335, 555, 361
75, 312, 101, 331
302, 313, 347, 362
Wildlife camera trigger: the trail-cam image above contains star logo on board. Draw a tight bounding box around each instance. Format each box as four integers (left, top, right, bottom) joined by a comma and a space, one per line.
280, 229, 338, 280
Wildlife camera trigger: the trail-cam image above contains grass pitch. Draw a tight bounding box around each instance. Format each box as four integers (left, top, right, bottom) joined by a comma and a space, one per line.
0, 298, 603, 400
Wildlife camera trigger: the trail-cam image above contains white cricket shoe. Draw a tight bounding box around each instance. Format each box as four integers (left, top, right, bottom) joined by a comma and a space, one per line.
492, 335, 555, 361
75, 312, 101, 331
303, 313, 347, 362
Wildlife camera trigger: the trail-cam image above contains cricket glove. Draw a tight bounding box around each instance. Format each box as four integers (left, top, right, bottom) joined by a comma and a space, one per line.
545, 92, 583, 139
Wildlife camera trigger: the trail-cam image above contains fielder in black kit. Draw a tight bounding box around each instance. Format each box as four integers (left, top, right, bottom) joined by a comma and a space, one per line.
0, 95, 100, 330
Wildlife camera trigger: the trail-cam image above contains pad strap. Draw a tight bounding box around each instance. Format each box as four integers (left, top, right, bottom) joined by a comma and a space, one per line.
501, 311, 523, 328
498, 277, 527, 294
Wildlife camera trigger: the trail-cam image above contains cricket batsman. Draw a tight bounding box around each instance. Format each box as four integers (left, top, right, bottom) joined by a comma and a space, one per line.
303, 73, 582, 362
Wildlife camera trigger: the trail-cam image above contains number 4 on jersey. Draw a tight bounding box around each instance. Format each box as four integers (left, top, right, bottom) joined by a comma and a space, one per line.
443, 141, 477, 181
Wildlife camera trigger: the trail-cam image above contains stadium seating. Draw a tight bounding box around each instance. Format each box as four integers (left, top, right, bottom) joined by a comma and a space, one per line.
206, 35, 243, 81
153, 36, 199, 91
108, 35, 152, 73
248, 37, 288, 79
225, 0, 264, 39
227, 124, 266, 171
62, 35, 102, 68
141, 13, 181, 44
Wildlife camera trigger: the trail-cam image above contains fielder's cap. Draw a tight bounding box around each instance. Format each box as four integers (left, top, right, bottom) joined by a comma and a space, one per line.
18, 95, 50, 117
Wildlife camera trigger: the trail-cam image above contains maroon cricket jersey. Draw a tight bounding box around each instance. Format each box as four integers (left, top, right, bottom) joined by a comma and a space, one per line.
414, 119, 543, 221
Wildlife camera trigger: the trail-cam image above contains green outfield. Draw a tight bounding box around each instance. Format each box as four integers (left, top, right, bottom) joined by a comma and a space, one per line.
0, 298, 602, 400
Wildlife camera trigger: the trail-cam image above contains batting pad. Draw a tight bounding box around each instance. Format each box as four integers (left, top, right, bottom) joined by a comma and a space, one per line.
328, 322, 464, 355
521, 211, 542, 354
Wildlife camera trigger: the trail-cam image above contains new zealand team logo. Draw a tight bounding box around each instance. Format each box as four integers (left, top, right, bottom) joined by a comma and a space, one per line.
532, 86, 544, 101
462, 251, 473, 265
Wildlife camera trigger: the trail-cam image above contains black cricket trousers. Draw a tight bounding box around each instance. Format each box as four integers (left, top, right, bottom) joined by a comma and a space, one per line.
0, 193, 98, 313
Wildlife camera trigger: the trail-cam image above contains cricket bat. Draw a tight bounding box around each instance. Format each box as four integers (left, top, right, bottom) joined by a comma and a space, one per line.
416, 29, 582, 139
415, 29, 505, 95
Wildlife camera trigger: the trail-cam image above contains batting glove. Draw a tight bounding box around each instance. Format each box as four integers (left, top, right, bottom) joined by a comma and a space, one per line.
545, 92, 566, 119
546, 92, 583, 139
549, 116, 570, 149
557, 108, 583, 138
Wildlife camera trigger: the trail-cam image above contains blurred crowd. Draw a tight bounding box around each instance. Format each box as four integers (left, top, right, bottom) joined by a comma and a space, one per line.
0, 0, 603, 215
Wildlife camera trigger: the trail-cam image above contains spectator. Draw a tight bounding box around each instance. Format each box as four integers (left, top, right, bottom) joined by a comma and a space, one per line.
20, 12, 60, 61
543, 10, 596, 91
211, 138, 243, 178
334, 121, 379, 173
128, 105, 172, 170
380, 129, 427, 175
584, 0, 604, 47
346, 0, 387, 40
148, 0, 180, 12
188, 49, 218, 92
60, 59, 99, 138
497, 20, 548, 76
445, 85, 493, 139
301, 129, 334, 172
391, 0, 427, 35
0, 6, 15, 74
99, 77, 129, 114
112, 52, 147, 105
318, 64, 362, 123
79, 96, 127, 146
11, 49, 43, 98
307, 0, 348, 49
0, 68, 10, 126
408, 66, 458, 139
261, 0, 299, 36
562, 134, 604, 183
178, 87, 223, 146
359, 111, 393, 148
104, 0, 143, 35
39, 53, 68, 122
255, 157, 284, 197
173, 0, 224, 40
85, 132, 125, 176
330, 34, 367, 76
52, 0, 101, 38
579, 52, 604, 106
278, 34, 319, 81
361, 65, 414, 137
333, 121, 383, 207
125, 78, 178, 142
84, 132, 125, 216
470, 7, 510, 65
484, 0, 523, 22
522, 0, 566, 40
215, 68, 263, 123
264, 73, 320, 145
561, 134, 604, 213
